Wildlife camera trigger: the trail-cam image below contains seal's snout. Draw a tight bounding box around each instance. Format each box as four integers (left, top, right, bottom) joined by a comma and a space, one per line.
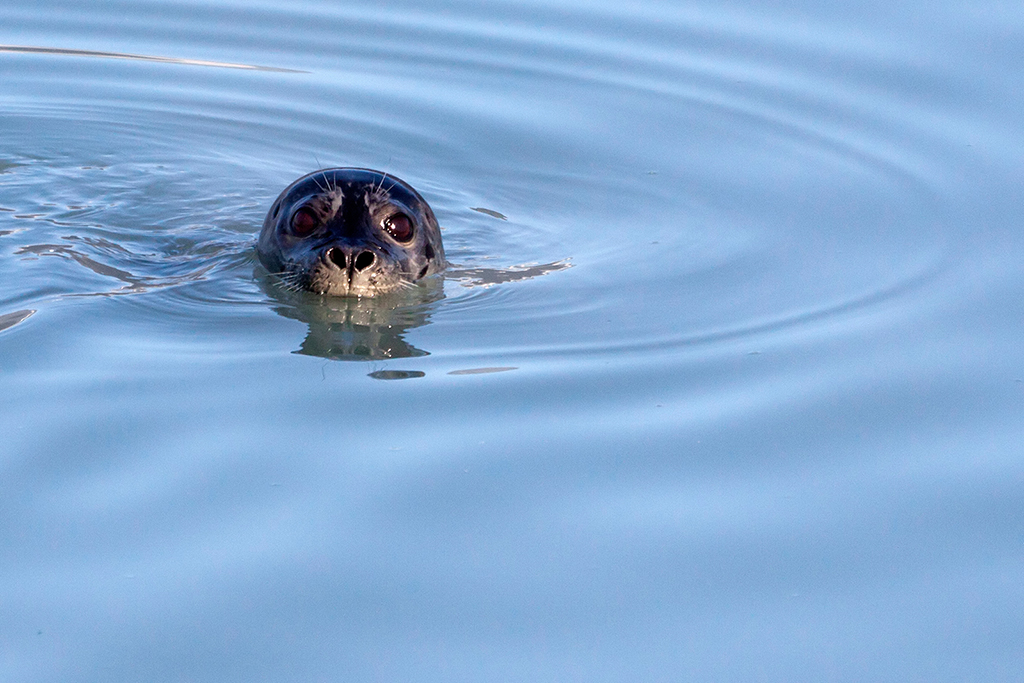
324, 246, 377, 273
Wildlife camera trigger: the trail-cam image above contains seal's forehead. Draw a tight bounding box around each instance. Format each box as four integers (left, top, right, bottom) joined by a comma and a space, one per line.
286, 168, 423, 207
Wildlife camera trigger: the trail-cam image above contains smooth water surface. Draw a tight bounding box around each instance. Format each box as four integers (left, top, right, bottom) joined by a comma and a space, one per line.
2, 1, 1023, 680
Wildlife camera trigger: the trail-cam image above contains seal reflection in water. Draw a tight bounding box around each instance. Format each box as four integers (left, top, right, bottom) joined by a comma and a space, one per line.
258, 168, 445, 297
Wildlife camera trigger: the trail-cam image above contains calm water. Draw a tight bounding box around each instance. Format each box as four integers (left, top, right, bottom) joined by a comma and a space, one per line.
2, 0, 1023, 680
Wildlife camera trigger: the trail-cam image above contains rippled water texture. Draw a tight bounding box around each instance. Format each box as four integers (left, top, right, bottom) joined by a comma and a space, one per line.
2, 1, 1023, 680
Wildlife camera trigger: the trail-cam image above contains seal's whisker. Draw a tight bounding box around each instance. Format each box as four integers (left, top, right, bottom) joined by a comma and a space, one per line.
375, 171, 390, 196
269, 270, 306, 293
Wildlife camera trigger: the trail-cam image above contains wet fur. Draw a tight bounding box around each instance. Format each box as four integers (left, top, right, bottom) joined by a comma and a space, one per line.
258, 168, 445, 297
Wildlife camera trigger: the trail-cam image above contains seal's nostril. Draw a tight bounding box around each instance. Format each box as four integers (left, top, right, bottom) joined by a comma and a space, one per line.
354, 251, 376, 272
326, 247, 346, 269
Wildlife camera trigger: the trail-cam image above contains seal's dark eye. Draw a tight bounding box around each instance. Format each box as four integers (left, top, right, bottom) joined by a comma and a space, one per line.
290, 208, 317, 237
383, 213, 414, 243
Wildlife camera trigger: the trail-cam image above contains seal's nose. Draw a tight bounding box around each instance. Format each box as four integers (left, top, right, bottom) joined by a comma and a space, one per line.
325, 246, 376, 273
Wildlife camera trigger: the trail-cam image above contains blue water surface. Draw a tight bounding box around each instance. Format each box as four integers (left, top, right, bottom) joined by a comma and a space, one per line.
2, 0, 1023, 680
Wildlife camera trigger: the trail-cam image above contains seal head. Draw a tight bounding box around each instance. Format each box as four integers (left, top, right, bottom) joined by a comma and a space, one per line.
258, 168, 445, 297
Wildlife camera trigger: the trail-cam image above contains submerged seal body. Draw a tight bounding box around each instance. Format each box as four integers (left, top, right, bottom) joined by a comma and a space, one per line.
258, 168, 445, 297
